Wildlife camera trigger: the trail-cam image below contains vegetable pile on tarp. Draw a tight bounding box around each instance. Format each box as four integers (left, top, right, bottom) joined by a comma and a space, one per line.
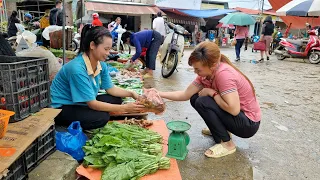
138, 89, 166, 115
83, 122, 170, 180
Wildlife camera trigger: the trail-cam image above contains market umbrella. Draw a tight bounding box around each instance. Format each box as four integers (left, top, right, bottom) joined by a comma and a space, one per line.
219, 12, 256, 26
216, 23, 235, 29
276, 0, 320, 17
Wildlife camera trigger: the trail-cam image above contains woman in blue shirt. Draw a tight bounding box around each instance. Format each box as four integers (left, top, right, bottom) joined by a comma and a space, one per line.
121, 30, 163, 78
51, 25, 144, 130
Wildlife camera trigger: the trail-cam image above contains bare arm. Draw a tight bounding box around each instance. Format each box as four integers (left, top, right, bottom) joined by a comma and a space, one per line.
159, 83, 201, 101
214, 91, 240, 116
87, 86, 142, 113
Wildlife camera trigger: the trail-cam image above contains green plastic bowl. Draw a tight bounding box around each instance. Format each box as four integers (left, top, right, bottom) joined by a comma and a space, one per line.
167, 121, 191, 132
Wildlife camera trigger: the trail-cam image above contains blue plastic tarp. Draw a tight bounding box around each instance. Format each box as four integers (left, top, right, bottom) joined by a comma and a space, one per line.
178, 9, 237, 18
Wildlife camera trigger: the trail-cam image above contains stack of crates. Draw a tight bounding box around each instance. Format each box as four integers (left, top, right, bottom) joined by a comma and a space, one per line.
0, 55, 51, 122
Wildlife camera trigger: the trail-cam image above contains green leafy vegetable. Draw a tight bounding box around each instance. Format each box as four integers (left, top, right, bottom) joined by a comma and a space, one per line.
83, 122, 170, 180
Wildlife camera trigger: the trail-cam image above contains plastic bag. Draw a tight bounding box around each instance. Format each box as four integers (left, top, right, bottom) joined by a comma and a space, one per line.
56, 121, 88, 161
42, 25, 62, 40
16, 47, 62, 80
138, 88, 166, 115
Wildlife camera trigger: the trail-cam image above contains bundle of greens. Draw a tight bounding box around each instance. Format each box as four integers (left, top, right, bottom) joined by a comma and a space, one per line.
83, 122, 170, 180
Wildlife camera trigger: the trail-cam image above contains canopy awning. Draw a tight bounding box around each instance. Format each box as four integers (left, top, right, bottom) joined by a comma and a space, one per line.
269, 0, 320, 29
177, 9, 237, 18
163, 11, 206, 26
85, 2, 163, 15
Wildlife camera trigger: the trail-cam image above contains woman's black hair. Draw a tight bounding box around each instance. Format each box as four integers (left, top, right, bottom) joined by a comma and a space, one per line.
79, 24, 112, 55
121, 31, 133, 45
10, 11, 18, 19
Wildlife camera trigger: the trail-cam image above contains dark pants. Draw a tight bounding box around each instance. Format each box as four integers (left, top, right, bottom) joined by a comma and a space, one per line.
235, 38, 245, 59
190, 94, 260, 143
54, 94, 122, 130
146, 31, 162, 70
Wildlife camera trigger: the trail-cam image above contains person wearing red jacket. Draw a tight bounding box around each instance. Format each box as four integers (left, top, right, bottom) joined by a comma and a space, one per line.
92, 13, 103, 27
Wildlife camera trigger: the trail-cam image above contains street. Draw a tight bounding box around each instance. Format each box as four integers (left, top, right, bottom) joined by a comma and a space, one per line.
147, 46, 320, 180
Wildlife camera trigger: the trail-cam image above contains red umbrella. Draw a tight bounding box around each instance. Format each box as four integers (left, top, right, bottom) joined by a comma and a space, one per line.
216, 23, 235, 29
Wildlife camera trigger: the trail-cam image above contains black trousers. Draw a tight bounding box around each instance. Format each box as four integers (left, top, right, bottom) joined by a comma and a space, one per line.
146, 31, 163, 70
54, 94, 122, 130
190, 94, 260, 143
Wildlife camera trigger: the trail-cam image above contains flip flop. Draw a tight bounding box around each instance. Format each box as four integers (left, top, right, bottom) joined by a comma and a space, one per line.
201, 128, 232, 138
205, 144, 236, 158
143, 73, 153, 79
201, 128, 212, 136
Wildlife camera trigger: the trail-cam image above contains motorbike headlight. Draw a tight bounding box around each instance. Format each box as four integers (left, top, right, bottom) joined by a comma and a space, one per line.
175, 25, 185, 35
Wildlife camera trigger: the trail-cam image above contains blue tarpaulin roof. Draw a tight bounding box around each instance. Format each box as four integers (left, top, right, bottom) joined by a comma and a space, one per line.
177, 9, 237, 18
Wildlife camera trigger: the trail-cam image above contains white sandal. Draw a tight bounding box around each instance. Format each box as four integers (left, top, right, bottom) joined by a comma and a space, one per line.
205, 144, 236, 158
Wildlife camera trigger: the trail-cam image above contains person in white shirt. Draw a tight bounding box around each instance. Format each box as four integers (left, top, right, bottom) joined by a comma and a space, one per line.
108, 17, 122, 43
153, 12, 166, 43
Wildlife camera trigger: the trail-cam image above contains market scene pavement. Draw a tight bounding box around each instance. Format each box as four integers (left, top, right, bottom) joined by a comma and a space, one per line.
145, 47, 320, 180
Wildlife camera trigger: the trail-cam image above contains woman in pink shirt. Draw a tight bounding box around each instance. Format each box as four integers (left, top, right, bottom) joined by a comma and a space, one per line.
234, 26, 249, 61
158, 42, 261, 158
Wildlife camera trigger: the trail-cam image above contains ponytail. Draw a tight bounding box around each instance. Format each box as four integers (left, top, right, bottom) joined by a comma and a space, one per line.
220, 54, 256, 95
78, 24, 112, 55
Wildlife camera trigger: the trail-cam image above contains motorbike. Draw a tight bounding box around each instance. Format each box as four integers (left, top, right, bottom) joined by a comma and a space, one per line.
113, 25, 131, 54
274, 30, 320, 64
160, 22, 189, 78
269, 32, 283, 55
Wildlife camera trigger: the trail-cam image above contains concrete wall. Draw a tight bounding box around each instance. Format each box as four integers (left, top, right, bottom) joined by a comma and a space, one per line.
140, 14, 151, 30
5, 1, 17, 18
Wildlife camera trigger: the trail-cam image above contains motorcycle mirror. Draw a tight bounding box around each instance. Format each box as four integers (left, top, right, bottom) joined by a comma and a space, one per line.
124, 24, 127, 28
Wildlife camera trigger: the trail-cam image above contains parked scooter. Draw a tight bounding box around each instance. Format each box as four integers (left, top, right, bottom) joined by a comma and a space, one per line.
274, 30, 320, 64
160, 22, 189, 78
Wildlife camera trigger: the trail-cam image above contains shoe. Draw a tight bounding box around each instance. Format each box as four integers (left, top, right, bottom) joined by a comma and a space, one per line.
267, 56, 270, 60
259, 58, 264, 62
235, 58, 240, 61
202, 128, 232, 139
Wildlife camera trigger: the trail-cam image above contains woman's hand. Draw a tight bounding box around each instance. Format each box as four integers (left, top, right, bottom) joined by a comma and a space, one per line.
123, 103, 145, 113
131, 91, 140, 100
199, 88, 216, 97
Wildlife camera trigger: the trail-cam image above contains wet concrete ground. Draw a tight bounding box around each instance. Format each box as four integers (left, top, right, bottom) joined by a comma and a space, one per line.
146, 46, 320, 180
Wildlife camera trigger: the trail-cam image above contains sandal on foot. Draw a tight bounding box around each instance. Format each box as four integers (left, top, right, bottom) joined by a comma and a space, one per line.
205, 144, 236, 158
202, 128, 232, 139
143, 73, 153, 79
202, 128, 212, 136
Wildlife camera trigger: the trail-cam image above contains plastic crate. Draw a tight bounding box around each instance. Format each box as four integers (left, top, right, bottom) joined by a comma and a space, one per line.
0, 56, 50, 122
1, 125, 56, 180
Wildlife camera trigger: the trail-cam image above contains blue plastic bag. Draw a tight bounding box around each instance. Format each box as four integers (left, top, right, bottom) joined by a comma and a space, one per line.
56, 121, 88, 161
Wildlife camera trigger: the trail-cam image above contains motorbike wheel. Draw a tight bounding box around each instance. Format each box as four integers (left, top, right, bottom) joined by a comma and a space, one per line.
308, 51, 320, 64
71, 40, 78, 52
161, 52, 178, 78
120, 43, 131, 54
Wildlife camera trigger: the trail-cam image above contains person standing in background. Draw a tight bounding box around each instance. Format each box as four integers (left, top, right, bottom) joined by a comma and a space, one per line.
260, 16, 274, 61
92, 13, 103, 27
152, 11, 166, 43
50, 0, 63, 26
40, 10, 51, 29
108, 17, 122, 43
7, 11, 20, 37
234, 25, 249, 61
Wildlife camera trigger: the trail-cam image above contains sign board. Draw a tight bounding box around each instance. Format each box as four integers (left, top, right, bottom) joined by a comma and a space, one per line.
155, 0, 201, 10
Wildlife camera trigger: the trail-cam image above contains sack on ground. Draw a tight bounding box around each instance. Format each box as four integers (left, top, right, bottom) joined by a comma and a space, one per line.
16, 47, 62, 80
56, 121, 88, 161
138, 88, 166, 115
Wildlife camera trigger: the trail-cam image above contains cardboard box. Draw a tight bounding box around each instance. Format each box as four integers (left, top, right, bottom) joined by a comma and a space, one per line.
0, 108, 61, 175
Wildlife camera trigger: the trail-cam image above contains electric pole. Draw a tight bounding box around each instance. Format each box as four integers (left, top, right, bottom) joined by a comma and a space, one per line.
259, 0, 265, 36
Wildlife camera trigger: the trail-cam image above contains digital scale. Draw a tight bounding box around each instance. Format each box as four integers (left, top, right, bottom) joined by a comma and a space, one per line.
166, 121, 191, 160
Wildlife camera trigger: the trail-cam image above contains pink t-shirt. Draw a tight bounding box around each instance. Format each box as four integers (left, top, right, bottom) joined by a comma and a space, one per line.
235, 26, 249, 39
193, 63, 261, 122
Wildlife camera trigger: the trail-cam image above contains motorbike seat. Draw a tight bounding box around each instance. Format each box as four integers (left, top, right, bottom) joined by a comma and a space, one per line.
286, 39, 304, 46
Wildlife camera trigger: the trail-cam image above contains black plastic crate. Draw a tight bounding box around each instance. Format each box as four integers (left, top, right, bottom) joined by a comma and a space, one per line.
2, 154, 27, 180
1, 125, 56, 180
0, 56, 50, 122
